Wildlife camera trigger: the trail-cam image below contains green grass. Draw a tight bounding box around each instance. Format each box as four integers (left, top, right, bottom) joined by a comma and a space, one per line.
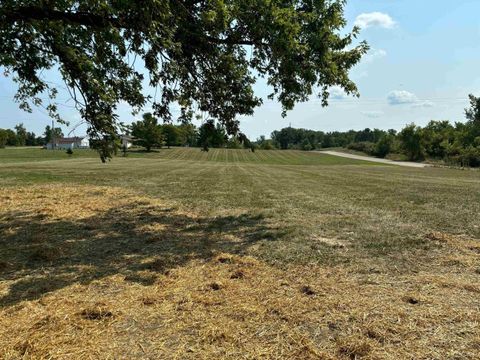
125, 147, 378, 165
0, 147, 99, 163
1, 147, 479, 269
0, 146, 376, 165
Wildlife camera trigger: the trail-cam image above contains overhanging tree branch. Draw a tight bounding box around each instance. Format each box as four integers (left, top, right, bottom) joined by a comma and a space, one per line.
1, 0, 368, 161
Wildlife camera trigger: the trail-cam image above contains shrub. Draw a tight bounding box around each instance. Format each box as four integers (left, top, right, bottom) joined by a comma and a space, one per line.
0, 129, 8, 148
347, 141, 375, 155
301, 139, 314, 151
458, 146, 480, 167
226, 138, 243, 149
66, 148, 73, 156
398, 124, 424, 161
374, 135, 394, 158
259, 140, 276, 150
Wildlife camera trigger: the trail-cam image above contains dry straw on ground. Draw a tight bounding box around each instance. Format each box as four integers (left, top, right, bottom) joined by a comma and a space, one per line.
0, 185, 479, 359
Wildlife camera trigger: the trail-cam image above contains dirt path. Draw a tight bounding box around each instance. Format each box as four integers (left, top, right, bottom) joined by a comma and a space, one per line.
319, 150, 431, 168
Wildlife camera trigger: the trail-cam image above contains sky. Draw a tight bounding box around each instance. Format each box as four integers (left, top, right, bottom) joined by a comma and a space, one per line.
1, 0, 480, 139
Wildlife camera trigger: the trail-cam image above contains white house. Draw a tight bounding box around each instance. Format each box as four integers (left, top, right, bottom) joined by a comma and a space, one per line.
46, 136, 90, 150
120, 135, 135, 149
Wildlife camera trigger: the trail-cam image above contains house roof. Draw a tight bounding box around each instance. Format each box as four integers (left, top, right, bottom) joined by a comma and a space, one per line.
120, 135, 135, 141
54, 137, 85, 144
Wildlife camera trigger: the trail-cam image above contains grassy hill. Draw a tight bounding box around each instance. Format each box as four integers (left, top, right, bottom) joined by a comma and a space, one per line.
1, 147, 479, 358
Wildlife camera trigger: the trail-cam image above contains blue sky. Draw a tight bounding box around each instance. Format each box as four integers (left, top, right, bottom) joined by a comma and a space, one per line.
1, 0, 480, 138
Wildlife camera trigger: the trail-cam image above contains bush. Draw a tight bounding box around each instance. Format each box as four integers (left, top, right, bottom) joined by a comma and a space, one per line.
226, 138, 243, 149
374, 135, 394, 158
66, 148, 73, 156
398, 124, 424, 161
301, 139, 313, 151
458, 147, 480, 167
259, 140, 276, 150
0, 129, 8, 148
347, 141, 375, 155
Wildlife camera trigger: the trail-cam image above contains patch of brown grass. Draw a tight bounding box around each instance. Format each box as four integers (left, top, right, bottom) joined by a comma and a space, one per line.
80, 306, 114, 321
2, 251, 479, 358
0, 186, 479, 359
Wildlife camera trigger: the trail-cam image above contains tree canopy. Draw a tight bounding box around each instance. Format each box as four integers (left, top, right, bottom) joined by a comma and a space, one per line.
130, 113, 163, 151
44, 125, 64, 144
0, 0, 367, 159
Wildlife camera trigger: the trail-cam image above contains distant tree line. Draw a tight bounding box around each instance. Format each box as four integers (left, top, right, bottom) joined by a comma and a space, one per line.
270, 127, 389, 151
130, 114, 252, 151
263, 95, 480, 167
3, 95, 479, 166
0, 124, 65, 148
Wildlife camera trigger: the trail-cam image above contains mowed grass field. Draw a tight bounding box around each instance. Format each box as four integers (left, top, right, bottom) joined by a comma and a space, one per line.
1, 147, 480, 359
0, 146, 374, 165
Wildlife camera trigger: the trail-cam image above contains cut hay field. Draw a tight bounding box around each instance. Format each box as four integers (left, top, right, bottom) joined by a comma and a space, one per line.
1, 147, 480, 359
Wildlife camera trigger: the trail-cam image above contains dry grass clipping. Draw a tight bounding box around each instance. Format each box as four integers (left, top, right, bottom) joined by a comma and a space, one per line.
0, 185, 479, 359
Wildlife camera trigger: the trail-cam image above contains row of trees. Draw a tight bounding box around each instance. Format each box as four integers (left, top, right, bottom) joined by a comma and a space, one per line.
262, 122, 479, 167
345, 96, 480, 166
348, 120, 480, 167
130, 114, 233, 151
0, 124, 64, 148
270, 127, 389, 151
0, 115, 238, 152
262, 95, 480, 167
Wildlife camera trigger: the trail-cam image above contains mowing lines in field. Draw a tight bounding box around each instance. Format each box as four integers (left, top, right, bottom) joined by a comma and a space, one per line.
213, 148, 222, 162
242, 164, 296, 213
270, 150, 293, 165
278, 150, 298, 165
181, 148, 198, 161
264, 150, 282, 164
232, 149, 240, 163
254, 150, 269, 164
196, 149, 206, 161
173, 148, 188, 160
265, 150, 285, 164
280, 150, 302, 164
167, 148, 183, 161
252, 150, 265, 163
237, 149, 247, 163
241, 149, 253, 163
225, 148, 230, 163
148, 161, 216, 202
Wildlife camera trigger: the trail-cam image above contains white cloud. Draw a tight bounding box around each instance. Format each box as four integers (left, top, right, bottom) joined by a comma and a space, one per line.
387, 91, 436, 108
354, 12, 396, 29
329, 86, 349, 100
363, 48, 387, 64
411, 100, 435, 108
387, 90, 418, 105
361, 111, 384, 118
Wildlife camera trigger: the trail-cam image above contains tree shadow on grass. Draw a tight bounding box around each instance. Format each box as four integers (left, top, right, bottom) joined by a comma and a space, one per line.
0, 201, 284, 307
